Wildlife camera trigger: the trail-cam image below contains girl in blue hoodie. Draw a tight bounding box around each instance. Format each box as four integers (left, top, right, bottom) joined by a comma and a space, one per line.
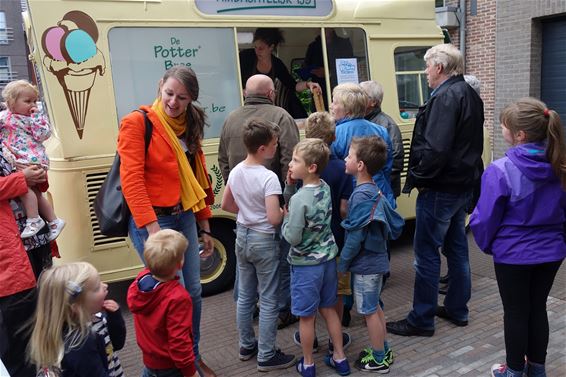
470, 98, 566, 377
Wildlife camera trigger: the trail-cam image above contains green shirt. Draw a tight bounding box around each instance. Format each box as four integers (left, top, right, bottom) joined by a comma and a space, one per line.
282, 180, 338, 265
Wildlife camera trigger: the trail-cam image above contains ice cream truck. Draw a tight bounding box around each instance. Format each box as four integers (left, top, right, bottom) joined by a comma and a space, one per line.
21, 0, 449, 295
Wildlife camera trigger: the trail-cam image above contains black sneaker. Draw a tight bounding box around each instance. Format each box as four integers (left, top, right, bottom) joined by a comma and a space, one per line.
328, 332, 352, 355
293, 330, 319, 353
355, 349, 390, 374
257, 349, 296, 372
239, 341, 258, 361
277, 310, 299, 329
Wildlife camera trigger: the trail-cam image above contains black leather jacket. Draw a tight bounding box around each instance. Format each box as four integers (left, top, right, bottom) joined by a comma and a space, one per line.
403, 75, 484, 193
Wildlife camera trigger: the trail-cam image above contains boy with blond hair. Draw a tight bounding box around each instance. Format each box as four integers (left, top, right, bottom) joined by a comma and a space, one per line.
291, 112, 353, 354
283, 138, 350, 377
127, 229, 198, 377
340, 136, 404, 373
221, 119, 296, 371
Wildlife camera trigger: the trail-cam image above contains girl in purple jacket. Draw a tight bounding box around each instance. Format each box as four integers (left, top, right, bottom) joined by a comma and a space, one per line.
470, 98, 566, 377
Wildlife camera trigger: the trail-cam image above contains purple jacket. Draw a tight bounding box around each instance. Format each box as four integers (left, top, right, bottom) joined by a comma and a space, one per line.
470, 142, 566, 264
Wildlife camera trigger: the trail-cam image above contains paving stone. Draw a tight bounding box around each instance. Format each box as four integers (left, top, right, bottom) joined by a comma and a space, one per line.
110, 231, 566, 376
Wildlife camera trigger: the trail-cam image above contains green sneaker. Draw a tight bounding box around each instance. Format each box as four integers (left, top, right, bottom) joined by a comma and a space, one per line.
385, 348, 394, 365
355, 350, 390, 373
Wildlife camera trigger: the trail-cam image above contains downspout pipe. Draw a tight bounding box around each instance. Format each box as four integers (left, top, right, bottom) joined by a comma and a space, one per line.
459, 0, 466, 72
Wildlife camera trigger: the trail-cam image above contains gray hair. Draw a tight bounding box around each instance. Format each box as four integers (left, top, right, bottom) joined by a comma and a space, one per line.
360, 81, 384, 106
424, 44, 464, 77
464, 74, 481, 95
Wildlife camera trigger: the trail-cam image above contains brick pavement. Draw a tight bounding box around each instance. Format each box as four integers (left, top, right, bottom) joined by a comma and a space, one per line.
111, 227, 566, 377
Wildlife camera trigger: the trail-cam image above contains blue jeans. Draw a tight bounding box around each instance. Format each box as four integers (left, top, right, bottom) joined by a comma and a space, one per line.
233, 235, 289, 315
407, 190, 472, 330
278, 238, 291, 313
353, 273, 384, 315
235, 225, 280, 362
128, 211, 202, 359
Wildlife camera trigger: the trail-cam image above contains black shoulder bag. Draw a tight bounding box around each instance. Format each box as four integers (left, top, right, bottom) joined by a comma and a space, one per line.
93, 110, 153, 237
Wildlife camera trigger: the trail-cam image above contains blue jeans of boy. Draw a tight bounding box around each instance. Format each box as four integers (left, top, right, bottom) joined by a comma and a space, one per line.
235, 225, 280, 363
128, 211, 202, 359
407, 190, 472, 330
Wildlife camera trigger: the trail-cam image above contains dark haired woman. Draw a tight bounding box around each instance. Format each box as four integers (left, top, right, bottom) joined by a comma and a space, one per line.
239, 28, 320, 118
118, 66, 217, 376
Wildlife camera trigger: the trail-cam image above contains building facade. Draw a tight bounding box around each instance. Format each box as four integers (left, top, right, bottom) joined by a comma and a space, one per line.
437, 0, 566, 158
0, 0, 31, 96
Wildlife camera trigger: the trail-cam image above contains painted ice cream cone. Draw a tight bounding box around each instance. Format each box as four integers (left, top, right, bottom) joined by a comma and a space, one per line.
57, 69, 96, 138
43, 51, 105, 139
41, 11, 105, 139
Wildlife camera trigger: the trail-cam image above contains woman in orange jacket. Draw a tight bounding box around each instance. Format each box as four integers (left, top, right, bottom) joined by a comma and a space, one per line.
118, 66, 216, 376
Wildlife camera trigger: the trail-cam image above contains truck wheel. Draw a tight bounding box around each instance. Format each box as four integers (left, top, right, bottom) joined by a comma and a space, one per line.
200, 219, 236, 297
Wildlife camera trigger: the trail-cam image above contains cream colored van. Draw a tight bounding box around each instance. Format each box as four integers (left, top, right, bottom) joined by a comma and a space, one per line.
22, 0, 451, 295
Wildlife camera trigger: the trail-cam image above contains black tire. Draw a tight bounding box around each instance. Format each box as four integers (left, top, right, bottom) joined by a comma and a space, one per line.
200, 218, 236, 297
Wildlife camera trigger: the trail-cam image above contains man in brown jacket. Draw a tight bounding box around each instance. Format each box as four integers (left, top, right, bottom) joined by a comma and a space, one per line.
219, 74, 299, 187
218, 74, 300, 329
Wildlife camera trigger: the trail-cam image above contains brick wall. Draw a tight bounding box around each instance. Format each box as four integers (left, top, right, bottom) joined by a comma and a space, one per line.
494, 0, 566, 158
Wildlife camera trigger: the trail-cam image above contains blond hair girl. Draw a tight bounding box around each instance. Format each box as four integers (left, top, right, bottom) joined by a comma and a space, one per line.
29, 262, 112, 377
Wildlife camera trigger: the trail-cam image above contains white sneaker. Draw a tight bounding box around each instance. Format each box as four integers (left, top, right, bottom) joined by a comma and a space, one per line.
21, 217, 46, 238
47, 218, 66, 241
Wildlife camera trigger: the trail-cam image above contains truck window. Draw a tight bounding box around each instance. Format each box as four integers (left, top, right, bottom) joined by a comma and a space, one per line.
237, 27, 368, 115
394, 46, 431, 119
107, 27, 241, 139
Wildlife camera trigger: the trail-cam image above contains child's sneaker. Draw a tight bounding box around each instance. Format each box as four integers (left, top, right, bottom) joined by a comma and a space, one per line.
526, 361, 546, 377
21, 217, 45, 238
293, 330, 319, 353
490, 363, 524, 377
324, 355, 351, 376
355, 349, 389, 374
47, 218, 66, 241
239, 341, 258, 361
385, 348, 394, 365
328, 332, 352, 355
257, 349, 295, 372
295, 357, 316, 377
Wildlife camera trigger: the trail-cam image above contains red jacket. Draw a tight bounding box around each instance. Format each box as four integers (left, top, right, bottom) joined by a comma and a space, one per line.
0, 171, 36, 297
118, 106, 213, 228
127, 269, 196, 377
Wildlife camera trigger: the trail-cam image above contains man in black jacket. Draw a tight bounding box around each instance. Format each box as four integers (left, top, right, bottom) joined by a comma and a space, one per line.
386, 44, 484, 337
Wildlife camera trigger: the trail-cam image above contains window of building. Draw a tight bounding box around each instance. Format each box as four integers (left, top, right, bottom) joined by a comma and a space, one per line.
394, 46, 431, 118
0, 12, 8, 44
0, 57, 12, 86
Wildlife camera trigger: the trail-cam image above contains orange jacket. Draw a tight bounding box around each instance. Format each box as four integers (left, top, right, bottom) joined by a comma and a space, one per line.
118, 106, 213, 228
0, 171, 36, 297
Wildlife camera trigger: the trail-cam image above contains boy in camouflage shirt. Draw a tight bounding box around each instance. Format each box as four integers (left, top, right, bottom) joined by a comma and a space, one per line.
282, 138, 350, 377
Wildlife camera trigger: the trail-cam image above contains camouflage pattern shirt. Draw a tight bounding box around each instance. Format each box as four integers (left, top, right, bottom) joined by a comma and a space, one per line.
283, 180, 338, 265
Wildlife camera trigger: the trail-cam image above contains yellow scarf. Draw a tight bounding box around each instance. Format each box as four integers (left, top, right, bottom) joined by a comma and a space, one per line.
152, 100, 209, 213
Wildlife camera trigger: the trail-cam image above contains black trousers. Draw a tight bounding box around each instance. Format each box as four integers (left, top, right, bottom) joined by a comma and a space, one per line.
0, 288, 38, 377
26, 243, 53, 279
494, 260, 563, 371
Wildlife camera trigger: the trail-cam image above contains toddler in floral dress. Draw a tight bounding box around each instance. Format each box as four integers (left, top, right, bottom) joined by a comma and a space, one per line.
0, 80, 65, 240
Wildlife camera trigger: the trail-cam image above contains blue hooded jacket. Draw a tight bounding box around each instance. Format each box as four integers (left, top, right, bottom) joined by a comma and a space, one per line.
338, 183, 404, 274
331, 118, 396, 207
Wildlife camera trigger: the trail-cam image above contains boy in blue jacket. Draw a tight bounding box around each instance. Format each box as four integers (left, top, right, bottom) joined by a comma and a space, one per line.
338, 136, 404, 373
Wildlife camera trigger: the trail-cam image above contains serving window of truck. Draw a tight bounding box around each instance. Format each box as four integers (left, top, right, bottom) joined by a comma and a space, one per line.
22, 0, 444, 295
